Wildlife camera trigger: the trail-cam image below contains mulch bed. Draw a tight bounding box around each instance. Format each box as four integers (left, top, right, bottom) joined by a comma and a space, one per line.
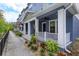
24, 39, 67, 56
67, 39, 79, 56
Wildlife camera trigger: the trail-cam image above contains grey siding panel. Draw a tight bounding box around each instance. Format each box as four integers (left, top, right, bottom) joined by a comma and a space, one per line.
73, 16, 79, 41
66, 11, 73, 41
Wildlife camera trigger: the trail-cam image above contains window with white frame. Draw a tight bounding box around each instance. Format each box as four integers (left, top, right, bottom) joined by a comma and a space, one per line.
49, 20, 57, 33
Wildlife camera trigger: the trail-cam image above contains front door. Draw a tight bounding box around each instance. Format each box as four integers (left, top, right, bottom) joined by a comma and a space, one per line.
42, 22, 46, 32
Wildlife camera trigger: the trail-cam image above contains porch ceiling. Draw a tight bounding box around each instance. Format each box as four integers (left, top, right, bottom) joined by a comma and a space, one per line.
24, 3, 79, 23
35, 3, 79, 17
33, 3, 68, 17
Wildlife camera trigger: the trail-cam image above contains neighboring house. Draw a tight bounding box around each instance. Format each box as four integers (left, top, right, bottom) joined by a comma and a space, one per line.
17, 3, 79, 51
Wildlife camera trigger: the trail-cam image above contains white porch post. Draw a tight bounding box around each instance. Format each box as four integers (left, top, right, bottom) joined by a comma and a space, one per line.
35, 18, 39, 35
58, 9, 66, 48
44, 32, 46, 41
28, 22, 31, 40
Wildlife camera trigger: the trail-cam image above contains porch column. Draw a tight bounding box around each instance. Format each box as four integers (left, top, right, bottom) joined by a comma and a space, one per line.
28, 22, 31, 40
23, 23, 26, 34
58, 9, 66, 48
35, 18, 39, 35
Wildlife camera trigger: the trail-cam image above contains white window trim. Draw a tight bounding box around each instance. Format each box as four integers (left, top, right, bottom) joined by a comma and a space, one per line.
49, 19, 57, 33
42, 22, 46, 32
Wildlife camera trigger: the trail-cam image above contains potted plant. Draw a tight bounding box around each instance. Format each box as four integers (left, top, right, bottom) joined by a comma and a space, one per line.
30, 35, 37, 44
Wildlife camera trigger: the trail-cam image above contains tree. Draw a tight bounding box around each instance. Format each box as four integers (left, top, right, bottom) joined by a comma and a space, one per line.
0, 10, 11, 38
0, 10, 14, 38
0, 10, 5, 33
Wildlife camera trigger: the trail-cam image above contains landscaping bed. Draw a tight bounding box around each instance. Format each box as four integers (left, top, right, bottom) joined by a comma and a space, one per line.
67, 38, 79, 56
24, 35, 67, 56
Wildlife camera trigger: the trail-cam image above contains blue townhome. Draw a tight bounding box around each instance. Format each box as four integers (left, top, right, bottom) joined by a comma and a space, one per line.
17, 3, 79, 52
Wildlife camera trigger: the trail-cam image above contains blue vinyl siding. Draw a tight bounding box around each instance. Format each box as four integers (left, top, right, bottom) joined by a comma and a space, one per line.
38, 13, 57, 32
73, 16, 79, 41
66, 11, 73, 41
37, 6, 64, 32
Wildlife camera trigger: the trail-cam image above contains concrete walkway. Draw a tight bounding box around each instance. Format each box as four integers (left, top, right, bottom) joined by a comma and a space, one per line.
2, 31, 34, 56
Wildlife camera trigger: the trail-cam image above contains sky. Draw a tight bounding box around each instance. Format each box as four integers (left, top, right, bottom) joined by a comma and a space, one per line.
0, 0, 79, 22
0, 0, 28, 22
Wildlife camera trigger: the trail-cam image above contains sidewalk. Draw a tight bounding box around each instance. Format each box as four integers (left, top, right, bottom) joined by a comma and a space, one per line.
2, 31, 34, 56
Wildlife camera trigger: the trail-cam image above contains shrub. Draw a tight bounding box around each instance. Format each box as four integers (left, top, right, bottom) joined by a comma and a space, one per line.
30, 44, 38, 51
15, 31, 22, 37
40, 47, 45, 56
40, 47, 45, 52
48, 51, 54, 56
28, 41, 32, 47
27, 35, 37, 48
31, 35, 37, 44
46, 40, 59, 53
25, 40, 28, 44
40, 42, 46, 49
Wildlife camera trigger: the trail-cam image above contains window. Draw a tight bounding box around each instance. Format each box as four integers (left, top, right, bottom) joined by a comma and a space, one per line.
26, 23, 28, 34
49, 20, 57, 33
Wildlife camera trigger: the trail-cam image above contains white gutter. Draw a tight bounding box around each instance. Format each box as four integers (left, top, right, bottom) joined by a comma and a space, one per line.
64, 3, 73, 53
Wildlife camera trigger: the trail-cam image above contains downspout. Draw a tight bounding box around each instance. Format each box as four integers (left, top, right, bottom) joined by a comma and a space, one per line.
64, 3, 73, 53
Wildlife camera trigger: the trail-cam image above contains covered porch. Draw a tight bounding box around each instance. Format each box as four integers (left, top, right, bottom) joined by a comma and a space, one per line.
23, 8, 72, 49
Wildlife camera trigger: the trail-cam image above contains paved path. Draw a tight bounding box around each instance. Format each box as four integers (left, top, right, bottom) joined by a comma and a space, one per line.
2, 31, 34, 56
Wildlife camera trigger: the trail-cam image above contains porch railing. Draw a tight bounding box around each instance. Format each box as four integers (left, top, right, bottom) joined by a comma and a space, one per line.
36, 32, 70, 44
36, 32, 58, 42
46, 32, 58, 41
36, 32, 45, 41
66, 33, 70, 44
